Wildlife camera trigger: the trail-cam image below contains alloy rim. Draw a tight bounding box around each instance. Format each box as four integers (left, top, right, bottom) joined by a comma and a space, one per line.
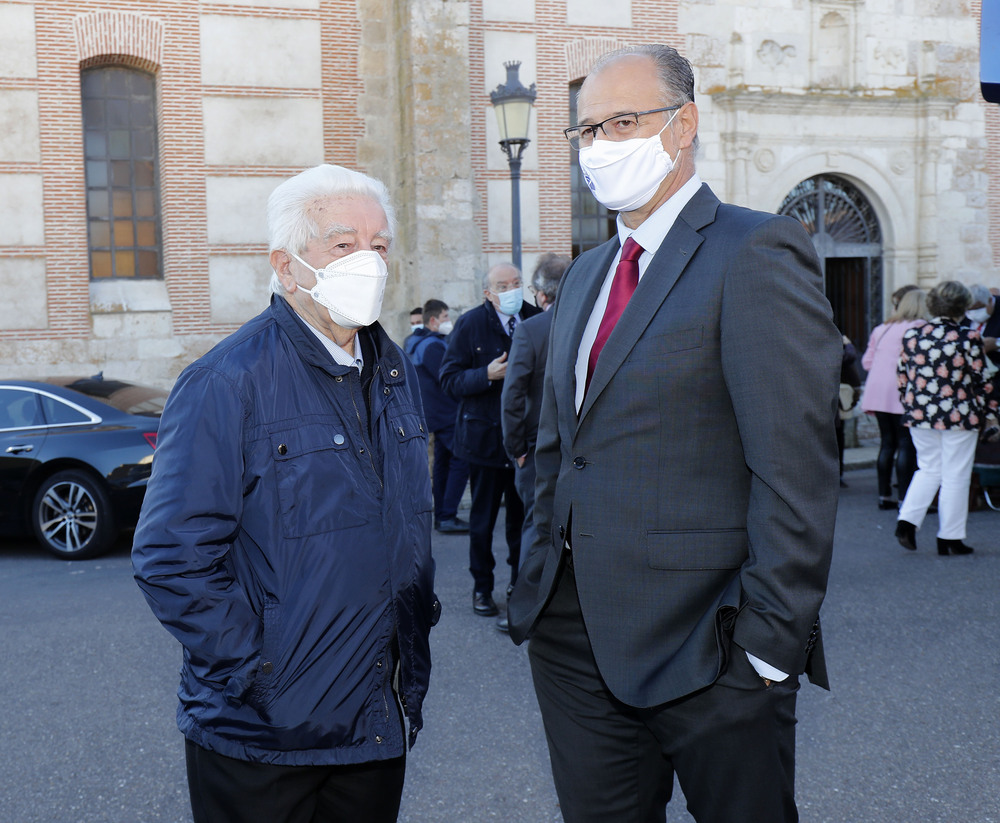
38, 480, 98, 553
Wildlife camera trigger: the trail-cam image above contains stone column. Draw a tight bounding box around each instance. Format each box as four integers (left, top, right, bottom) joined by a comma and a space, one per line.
358, 0, 479, 341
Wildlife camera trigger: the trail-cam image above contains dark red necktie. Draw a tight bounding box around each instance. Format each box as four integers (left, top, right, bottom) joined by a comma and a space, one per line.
586, 236, 643, 392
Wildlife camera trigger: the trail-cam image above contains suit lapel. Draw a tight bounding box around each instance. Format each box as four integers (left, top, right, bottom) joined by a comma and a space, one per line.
552, 239, 619, 408
577, 186, 719, 425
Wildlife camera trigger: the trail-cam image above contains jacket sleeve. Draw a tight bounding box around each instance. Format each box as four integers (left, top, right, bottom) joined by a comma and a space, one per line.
438, 310, 492, 399
721, 215, 840, 677
501, 321, 536, 460
131, 365, 262, 705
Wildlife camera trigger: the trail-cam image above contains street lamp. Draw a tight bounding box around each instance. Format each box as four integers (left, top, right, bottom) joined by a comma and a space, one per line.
490, 60, 537, 272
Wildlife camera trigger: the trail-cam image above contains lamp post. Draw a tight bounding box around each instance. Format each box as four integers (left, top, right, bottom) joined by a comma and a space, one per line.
490, 61, 537, 272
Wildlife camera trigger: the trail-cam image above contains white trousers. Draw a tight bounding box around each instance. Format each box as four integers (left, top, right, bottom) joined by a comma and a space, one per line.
898, 427, 978, 539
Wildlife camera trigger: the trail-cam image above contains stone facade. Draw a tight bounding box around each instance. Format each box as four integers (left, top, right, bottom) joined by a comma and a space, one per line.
0, 0, 996, 387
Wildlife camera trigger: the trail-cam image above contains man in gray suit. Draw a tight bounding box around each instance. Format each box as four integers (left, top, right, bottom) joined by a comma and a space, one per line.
498, 253, 570, 632
501, 253, 571, 553
507, 45, 841, 823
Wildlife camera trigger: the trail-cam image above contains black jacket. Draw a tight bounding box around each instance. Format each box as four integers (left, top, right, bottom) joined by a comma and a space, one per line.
439, 300, 540, 467
501, 309, 553, 460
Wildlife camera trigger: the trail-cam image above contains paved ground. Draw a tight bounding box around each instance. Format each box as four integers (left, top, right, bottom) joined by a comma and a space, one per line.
1, 460, 997, 822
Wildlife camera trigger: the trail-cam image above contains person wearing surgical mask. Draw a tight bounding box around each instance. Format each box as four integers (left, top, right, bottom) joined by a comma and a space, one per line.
439, 263, 541, 626
133, 164, 438, 823
508, 44, 840, 823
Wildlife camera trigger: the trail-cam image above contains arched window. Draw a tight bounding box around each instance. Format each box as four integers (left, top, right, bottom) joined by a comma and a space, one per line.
780, 175, 883, 349
81, 66, 162, 279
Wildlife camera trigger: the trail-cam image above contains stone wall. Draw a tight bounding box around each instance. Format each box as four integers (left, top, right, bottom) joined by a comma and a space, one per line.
0, 0, 997, 390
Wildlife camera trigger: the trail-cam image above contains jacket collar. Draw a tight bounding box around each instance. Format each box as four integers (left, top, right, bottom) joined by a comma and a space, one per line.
269, 295, 406, 385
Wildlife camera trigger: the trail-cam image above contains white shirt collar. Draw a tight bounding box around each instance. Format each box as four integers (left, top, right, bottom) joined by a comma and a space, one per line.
303, 321, 364, 373
616, 174, 702, 274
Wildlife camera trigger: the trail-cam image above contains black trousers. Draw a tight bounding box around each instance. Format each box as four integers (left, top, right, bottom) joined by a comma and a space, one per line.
527, 558, 800, 823
875, 411, 917, 499
467, 462, 524, 594
431, 426, 469, 523
185, 741, 405, 823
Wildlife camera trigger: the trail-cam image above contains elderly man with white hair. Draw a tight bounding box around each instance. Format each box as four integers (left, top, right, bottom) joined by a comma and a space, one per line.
133, 164, 438, 823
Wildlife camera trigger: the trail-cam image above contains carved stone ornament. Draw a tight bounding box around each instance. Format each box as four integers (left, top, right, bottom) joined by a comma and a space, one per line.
754, 148, 776, 173
890, 150, 912, 175
757, 39, 796, 68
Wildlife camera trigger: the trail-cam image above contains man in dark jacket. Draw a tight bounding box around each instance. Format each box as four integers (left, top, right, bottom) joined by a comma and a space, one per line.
501, 254, 570, 580
439, 263, 540, 620
132, 164, 438, 823
406, 299, 470, 533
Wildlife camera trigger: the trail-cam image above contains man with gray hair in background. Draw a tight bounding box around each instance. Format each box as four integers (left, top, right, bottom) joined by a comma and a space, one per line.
498, 253, 570, 632
439, 262, 540, 624
133, 164, 438, 823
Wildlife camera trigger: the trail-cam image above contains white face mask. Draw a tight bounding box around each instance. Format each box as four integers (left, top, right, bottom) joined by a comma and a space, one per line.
578, 110, 680, 212
967, 307, 991, 324
437, 320, 454, 335
290, 250, 388, 329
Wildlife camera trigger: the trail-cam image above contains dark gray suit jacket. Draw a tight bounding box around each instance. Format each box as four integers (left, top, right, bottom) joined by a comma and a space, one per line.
501, 310, 553, 461
508, 184, 841, 707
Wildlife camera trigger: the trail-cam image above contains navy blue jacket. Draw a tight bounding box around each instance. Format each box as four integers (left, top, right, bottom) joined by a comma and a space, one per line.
133, 296, 436, 766
405, 327, 458, 433
439, 300, 540, 468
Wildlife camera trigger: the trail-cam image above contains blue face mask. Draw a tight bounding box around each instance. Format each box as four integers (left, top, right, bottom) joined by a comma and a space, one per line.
492, 288, 523, 317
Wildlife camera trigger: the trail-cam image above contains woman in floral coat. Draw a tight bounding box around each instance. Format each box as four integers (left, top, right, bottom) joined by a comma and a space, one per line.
895, 280, 998, 554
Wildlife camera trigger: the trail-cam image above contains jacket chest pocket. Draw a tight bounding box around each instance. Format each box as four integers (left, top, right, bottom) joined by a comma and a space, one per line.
389, 411, 432, 514
270, 423, 370, 539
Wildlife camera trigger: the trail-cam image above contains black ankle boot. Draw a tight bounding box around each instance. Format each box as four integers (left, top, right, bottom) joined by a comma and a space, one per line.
937, 538, 974, 555
895, 520, 917, 551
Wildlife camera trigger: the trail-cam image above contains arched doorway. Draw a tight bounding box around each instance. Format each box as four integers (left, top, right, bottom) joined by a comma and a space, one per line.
779, 175, 883, 350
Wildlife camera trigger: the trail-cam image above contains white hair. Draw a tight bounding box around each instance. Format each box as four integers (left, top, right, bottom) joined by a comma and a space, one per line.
969, 283, 993, 306
267, 164, 396, 294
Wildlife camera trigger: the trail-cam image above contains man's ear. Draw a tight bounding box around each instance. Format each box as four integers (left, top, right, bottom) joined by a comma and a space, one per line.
676, 101, 699, 150
270, 249, 297, 292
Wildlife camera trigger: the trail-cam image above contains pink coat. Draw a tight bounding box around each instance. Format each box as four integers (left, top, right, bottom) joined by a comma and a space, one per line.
860, 320, 924, 414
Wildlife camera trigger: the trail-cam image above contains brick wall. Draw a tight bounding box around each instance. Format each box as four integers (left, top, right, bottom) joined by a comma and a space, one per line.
987, 102, 1000, 271
468, 1, 682, 272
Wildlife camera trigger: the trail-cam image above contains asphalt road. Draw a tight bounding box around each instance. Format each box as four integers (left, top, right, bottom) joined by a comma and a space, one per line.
1, 467, 997, 822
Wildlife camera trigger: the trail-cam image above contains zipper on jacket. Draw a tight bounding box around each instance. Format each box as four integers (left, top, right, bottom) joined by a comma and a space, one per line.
349, 365, 382, 487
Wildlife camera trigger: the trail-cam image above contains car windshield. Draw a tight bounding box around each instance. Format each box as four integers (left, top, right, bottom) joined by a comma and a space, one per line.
55, 377, 168, 417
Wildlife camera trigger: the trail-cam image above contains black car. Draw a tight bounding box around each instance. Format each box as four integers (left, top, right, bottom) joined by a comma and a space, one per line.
0, 375, 166, 560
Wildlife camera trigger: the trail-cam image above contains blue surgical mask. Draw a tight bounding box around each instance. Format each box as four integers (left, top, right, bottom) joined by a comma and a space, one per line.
492, 288, 523, 317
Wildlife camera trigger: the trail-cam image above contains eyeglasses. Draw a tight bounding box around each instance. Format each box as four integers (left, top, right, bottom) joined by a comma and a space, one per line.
490, 280, 522, 294
563, 105, 683, 151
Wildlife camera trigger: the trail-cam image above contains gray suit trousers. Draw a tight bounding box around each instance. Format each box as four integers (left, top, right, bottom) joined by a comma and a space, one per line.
528, 556, 800, 823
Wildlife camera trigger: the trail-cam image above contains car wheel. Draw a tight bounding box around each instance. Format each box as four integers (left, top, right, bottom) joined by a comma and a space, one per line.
31, 470, 117, 560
